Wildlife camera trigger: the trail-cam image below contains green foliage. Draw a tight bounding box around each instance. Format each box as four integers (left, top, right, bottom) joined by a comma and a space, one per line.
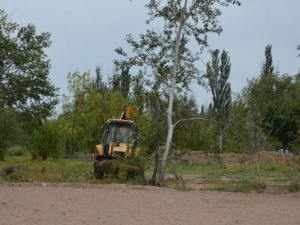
286, 182, 300, 192
110, 66, 131, 98
115, 158, 145, 184
0, 109, 25, 160
29, 120, 65, 160
0, 9, 58, 132
61, 71, 93, 155
93, 66, 107, 92
206, 49, 232, 122
172, 94, 204, 149
0, 157, 94, 183
0, 149, 6, 161
131, 70, 145, 112
205, 49, 232, 153
262, 44, 274, 75
236, 45, 300, 152
6, 146, 27, 157
60, 70, 128, 156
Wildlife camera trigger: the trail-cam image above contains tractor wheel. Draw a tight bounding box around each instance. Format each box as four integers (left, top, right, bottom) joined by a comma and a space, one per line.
93, 160, 118, 179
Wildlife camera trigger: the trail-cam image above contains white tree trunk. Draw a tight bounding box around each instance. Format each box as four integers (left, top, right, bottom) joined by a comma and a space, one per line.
156, 0, 188, 186
219, 127, 223, 154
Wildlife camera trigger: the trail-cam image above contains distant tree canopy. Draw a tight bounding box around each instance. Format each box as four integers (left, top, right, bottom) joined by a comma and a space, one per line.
240, 45, 300, 151
0, 9, 58, 129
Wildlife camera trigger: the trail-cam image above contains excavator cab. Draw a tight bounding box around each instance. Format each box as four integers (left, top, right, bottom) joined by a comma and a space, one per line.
94, 106, 139, 161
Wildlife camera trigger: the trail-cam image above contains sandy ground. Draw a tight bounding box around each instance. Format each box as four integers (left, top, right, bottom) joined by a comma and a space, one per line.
0, 182, 299, 225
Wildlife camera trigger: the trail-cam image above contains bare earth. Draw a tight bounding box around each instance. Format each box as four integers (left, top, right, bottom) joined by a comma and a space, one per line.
1, 182, 299, 225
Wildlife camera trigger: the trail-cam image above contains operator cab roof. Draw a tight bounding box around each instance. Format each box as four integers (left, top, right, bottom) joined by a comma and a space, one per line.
106, 118, 135, 126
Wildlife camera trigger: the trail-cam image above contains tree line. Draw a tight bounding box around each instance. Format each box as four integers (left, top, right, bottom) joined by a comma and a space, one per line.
1, 1, 300, 185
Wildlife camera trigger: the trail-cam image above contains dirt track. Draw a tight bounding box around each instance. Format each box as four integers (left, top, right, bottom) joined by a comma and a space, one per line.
0, 182, 299, 225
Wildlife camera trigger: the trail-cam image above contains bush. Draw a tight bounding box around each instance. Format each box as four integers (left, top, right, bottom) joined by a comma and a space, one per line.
0, 109, 24, 160
30, 120, 65, 160
287, 182, 300, 192
0, 148, 4, 161
6, 147, 27, 157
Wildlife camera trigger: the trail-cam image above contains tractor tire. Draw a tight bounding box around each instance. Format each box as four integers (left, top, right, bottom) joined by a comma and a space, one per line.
93, 160, 144, 180
127, 165, 144, 178
93, 160, 118, 179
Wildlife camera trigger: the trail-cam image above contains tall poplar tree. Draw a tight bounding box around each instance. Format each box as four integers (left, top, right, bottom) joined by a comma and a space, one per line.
206, 49, 231, 154
262, 44, 274, 75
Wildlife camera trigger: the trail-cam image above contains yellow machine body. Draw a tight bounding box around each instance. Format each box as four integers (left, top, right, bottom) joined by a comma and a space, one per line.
94, 108, 139, 161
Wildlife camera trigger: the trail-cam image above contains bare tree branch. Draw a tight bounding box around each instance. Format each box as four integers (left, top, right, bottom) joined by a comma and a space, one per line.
173, 116, 220, 129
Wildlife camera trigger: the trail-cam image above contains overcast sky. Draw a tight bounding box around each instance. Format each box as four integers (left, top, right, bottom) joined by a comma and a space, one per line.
1, 0, 300, 109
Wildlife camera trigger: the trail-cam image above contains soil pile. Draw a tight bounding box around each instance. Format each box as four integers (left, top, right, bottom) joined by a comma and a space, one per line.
170, 150, 300, 166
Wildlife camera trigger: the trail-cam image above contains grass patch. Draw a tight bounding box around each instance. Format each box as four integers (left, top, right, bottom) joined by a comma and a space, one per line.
6, 146, 27, 157
286, 182, 300, 192
0, 156, 95, 183
1, 156, 145, 185
212, 178, 266, 193
212, 179, 253, 193
1, 156, 299, 193
158, 161, 298, 192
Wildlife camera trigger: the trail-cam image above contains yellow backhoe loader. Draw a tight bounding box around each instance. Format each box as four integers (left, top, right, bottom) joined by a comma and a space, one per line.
93, 106, 143, 179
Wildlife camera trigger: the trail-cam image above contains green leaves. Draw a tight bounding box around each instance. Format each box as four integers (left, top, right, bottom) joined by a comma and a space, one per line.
240, 45, 300, 151
0, 9, 58, 129
262, 45, 274, 75
0, 108, 25, 160
206, 49, 231, 122
30, 120, 65, 160
61, 70, 128, 156
205, 49, 232, 153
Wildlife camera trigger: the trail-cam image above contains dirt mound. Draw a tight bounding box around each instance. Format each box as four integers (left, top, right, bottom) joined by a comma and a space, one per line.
170, 150, 243, 165
169, 150, 300, 166
221, 152, 246, 164
248, 150, 284, 163
247, 150, 300, 166
173, 150, 218, 165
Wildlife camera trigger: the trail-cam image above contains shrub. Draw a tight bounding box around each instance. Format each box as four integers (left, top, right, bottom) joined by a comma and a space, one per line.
6, 147, 27, 157
30, 120, 65, 160
0, 148, 5, 161
0, 109, 24, 160
287, 182, 300, 192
